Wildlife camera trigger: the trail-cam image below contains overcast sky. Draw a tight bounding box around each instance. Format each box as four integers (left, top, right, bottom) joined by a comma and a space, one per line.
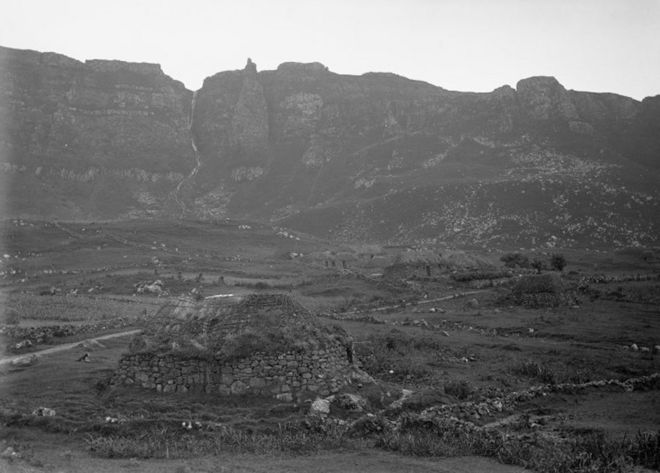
1, 0, 659, 100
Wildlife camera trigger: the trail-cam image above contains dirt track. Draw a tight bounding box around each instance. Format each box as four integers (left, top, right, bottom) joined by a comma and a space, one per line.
0, 329, 141, 367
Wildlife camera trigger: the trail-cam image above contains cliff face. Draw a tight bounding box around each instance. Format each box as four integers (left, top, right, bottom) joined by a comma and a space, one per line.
2, 46, 659, 248
188, 60, 659, 247
0, 46, 193, 218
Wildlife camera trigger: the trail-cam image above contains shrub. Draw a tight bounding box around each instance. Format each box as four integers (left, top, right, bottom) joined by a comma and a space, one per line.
443, 380, 474, 400
551, 253, 567, 272
5, 308, 20, 325
511, 360, 557, 384
531, 258, 545, 274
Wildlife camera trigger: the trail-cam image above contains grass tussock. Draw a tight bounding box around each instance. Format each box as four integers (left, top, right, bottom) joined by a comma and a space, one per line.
510, 360, 591, 385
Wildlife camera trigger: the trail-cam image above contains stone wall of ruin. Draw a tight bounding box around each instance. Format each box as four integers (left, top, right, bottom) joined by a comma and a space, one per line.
112, 343, 353, 401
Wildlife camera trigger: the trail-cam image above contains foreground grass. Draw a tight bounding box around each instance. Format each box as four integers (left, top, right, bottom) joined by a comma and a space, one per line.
80, 417, 660, 473
85, 421, 354, 459
375, 416, 660, 473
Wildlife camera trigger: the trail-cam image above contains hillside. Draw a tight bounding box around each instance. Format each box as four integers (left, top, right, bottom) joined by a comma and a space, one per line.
1, 46, 659, 247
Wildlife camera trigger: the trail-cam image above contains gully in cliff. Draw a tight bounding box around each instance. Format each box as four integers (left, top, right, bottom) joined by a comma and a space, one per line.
173, 90, 202, 215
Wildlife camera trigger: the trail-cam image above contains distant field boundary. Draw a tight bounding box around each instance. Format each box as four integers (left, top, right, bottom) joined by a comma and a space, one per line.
340, 290, 487, 316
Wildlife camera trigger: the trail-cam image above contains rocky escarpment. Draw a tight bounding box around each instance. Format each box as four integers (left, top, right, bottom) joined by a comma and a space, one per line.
2, 46, 659, 247
188, 61, 660, 247
0, 46, 194, 219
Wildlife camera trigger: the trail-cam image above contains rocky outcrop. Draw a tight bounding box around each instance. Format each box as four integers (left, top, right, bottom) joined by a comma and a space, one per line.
0, 46, 193, 218
516, 76, 579, 121
230, 59, 269, 157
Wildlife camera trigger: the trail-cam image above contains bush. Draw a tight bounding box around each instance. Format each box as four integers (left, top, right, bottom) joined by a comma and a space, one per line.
551, 254, 567, 272
531, 258, 545, 274
511, 360, 557, 384
443, 380, 473, 400
5, 308, 20, 325
503, 274, 571, 308
500, 253, 530, 268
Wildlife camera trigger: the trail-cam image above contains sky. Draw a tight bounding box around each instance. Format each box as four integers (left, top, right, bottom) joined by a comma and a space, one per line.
1, 0, 659, 100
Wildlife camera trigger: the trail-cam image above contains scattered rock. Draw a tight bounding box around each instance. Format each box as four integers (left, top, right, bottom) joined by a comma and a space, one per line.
347, 367, 375, 384
333, 393, 367, 411
32, 406, 56, 417
14, 339, 33, 350
310, 398, 331, 416
466, 298, 479, 309
10, 354, 38, 368
1, 446, 18, 460
78, 339, 105, 350
389, 388, 414, 409
135, 280, 165, 295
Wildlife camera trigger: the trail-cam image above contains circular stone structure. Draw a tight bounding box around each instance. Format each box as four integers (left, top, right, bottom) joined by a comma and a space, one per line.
113, 294, 359, 401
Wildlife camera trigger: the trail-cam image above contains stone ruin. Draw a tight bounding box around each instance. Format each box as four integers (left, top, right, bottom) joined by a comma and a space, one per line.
112, 294, 364, 402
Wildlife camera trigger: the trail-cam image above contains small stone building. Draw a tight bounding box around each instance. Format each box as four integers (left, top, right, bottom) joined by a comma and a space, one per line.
113, 294, 359, 401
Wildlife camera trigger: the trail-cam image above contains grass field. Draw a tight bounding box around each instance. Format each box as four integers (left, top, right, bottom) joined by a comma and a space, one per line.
0, 219, 658, 472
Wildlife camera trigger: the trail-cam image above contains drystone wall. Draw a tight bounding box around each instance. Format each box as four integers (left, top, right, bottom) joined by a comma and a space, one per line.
113, 343, 353, 402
